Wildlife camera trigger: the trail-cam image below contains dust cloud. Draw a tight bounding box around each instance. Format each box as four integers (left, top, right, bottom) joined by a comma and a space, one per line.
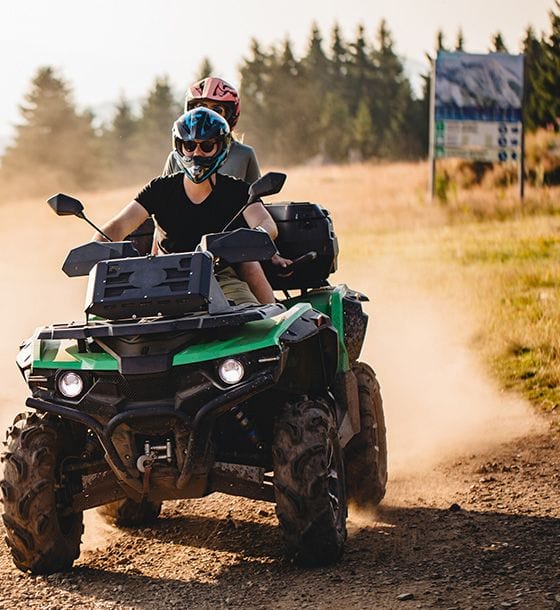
82, 511, 115, 552
343, 257, 544, 508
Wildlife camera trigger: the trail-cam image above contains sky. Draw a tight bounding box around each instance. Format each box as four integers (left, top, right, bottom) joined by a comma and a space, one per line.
0, 0, 555, 147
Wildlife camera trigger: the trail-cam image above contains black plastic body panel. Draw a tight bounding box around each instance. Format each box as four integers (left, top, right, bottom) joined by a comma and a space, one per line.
85, 251, 213, 319
63, 241, 140, 277
201, 228, 277, 263
36, 303, 286, 340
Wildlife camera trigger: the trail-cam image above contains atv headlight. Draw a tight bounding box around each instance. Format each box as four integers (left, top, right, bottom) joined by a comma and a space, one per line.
218, 358, 245, 385
57, 371, 84, 398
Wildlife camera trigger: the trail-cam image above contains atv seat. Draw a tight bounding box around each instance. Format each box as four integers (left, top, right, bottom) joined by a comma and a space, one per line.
264, 202, 339, 291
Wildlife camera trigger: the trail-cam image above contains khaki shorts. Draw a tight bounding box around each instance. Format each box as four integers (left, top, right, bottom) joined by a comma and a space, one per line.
215, 266, 260, 306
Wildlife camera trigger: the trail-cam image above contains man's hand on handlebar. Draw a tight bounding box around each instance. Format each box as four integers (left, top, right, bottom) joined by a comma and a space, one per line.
271, 253, 293, 270
274, 251, 317, 278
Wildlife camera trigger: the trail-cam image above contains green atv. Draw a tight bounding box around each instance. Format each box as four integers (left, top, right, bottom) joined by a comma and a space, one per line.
1, 172, 387, 574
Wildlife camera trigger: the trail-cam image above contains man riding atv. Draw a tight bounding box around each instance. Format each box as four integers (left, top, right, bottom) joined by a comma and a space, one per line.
97, 106, 285, 306
0, 117, 387, 573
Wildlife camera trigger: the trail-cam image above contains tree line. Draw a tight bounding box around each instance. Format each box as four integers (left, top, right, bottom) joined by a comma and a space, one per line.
0, 5, 559, 197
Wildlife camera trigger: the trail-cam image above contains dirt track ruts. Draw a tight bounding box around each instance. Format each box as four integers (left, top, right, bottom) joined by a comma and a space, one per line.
0, 429, 558, 609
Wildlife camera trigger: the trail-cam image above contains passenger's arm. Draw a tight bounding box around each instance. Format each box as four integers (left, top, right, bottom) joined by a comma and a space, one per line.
92, 201, 149, 243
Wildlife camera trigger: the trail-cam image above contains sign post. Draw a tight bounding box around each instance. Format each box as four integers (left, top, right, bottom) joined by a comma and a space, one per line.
430, 51, 525, 201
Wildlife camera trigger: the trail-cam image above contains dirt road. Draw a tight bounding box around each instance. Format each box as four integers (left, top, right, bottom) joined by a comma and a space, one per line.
0, 193, 558, 609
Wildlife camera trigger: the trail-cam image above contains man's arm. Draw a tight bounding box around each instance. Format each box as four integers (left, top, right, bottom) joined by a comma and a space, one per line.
242, 202, 278, 240
92, 201, 149, 242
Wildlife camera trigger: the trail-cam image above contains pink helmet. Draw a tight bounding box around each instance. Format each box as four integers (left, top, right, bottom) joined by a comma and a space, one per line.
185, 77, 241, 129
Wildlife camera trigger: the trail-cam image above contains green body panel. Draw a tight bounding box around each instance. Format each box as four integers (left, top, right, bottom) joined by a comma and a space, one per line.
31, 303, 313, 372
286, 285, 350, 372
172, 303, 311, 365
32, 339, 119, 371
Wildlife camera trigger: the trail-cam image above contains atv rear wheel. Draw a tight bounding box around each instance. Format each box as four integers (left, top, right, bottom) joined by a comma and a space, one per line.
1, 412, 84, 574
344, 362, 387, 507
98, 498, 162, 527
273, 397, 347, 566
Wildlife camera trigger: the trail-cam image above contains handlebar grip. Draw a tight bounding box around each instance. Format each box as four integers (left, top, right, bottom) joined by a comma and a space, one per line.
277, 251, 317, 277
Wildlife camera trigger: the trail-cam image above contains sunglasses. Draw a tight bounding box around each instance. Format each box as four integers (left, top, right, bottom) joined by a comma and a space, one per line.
196, 101, 228, 117
182, 140, 217, 154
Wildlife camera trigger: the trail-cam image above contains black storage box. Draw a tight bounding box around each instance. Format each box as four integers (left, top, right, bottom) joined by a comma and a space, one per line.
264, 202, 338, 290
85, 251, 213, 319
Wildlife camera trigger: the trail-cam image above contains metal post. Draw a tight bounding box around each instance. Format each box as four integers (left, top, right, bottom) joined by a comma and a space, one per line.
519, 122, 525, 202
519, 55, 526, 203
427, 56, 437, 203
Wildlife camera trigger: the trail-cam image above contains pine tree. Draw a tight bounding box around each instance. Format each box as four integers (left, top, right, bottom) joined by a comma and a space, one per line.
0, 66, 100, 195
351, 97, 375, 160
319, 92, 351, 162
268, 38, 309, 162
347, 24, 372, 116
536, 1, 560, 129
371, 20, 414, 157
194, 57, 214, 82
436, 30, 447, 52
455, 29, 465, 51
327, 24, 353, 132
133, 75, 181, 176
330, 23, 349, 81
303, 23, 330, 85
491, 31, 509, 52
298, 23, 331, 161
101, 95, 139, 183
238, 39, 271, 152
522, 26, 544, 130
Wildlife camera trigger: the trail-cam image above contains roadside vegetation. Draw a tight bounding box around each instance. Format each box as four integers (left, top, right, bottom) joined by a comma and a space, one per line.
439, 217, 560, 420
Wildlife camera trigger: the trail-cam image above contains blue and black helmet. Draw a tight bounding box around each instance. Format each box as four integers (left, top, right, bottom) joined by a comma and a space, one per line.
172, 107, 231, 183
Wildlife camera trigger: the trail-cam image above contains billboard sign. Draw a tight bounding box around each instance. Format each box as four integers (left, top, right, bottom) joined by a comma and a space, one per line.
433, 52, 524, 162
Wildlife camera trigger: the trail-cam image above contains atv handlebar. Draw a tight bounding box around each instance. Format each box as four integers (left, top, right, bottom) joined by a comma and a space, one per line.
277, 251, 317, 277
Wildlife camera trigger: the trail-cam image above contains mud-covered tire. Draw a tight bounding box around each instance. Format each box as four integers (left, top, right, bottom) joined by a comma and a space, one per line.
1, 412, 84, 574
273, 397, 347, 566
98, 498, 162, 528
344, 362, 388, 507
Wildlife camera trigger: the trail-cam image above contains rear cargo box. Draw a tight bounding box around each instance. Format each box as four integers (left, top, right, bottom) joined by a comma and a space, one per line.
265, 202, 339, 290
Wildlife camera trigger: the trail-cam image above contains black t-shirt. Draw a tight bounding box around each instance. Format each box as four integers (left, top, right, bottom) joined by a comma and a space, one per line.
135, 173, 249, 253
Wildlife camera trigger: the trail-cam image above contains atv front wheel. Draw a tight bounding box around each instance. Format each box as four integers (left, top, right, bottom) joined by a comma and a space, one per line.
1, 412, 84, 574
98, 498, 162, 527
344, 362, 387, 507
273, 397, 347, 566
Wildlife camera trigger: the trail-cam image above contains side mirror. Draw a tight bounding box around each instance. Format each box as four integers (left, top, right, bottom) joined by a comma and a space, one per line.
47, 193, 84, 217
247, 172, 286, 204
46, 192, 113, 241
